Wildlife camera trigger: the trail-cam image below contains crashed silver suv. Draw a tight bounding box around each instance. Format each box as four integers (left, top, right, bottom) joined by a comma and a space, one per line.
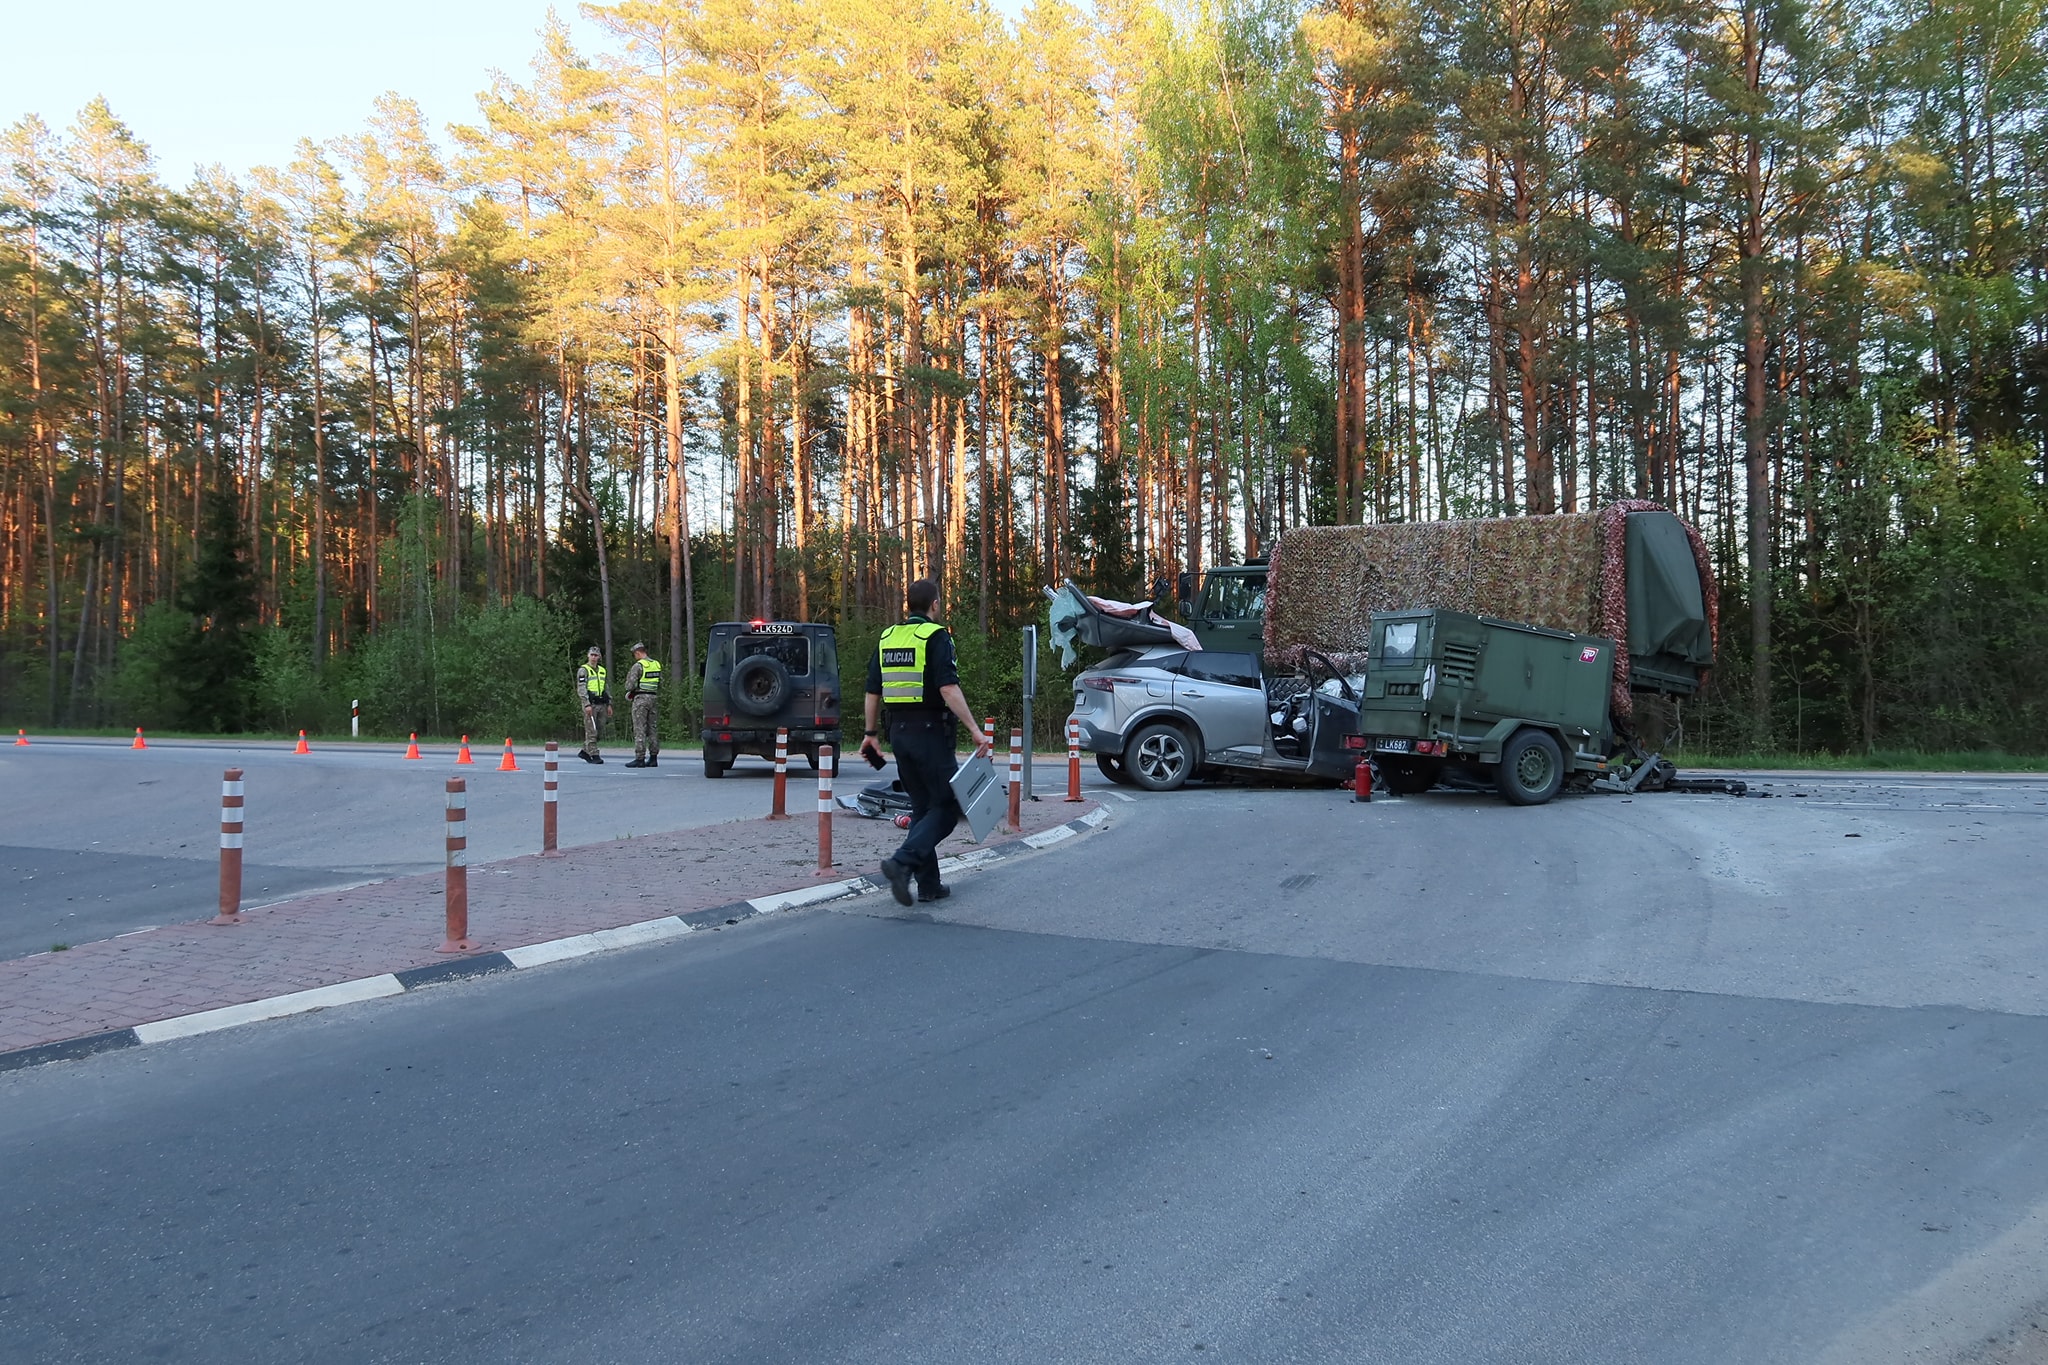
1067, 646, 1365, 792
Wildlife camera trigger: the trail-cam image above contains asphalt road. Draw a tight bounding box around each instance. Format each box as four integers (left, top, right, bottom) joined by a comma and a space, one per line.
0, 737, 1118, 960
4, 773, 2046, 1362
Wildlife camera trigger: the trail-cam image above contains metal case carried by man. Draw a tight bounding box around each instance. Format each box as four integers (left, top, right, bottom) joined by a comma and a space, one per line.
948, 751, 1005, 842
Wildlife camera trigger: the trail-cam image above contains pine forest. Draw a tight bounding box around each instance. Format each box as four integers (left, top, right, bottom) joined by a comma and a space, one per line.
2, 0, 2045, 754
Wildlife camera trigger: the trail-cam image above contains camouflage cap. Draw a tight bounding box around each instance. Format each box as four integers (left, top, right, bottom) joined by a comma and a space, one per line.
630, 641, 648, 653
587, 646, 602, 657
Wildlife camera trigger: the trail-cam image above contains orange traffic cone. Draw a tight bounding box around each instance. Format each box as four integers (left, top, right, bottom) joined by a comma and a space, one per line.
294, 729, 311, 755
456, 735, 475, 765
131, 727, 148, 750
497, 738, 519, 772
13, 729, 26, 746
404, 733, 422, 760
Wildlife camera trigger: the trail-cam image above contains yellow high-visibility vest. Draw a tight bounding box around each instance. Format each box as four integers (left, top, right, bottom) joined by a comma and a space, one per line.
878, 622, 944, 705
633, 659, 663, 695
581, 664, 607, 697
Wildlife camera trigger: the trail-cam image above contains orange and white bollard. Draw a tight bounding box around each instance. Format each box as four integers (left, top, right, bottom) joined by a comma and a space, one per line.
208, 767, 245, 925
542, 740, 561, 857
456, 735, 475, 765
817, 746, 835, 871
1007, 728, 1023, 832
438, 777, 474, 952
294, 729, 311, 754
13, 728, 27, 746
769, 726, 790, 820
131, 727, 147, 750
497, 737, 519, 771
1065, 718, 1083, 802
404, 733, 422, 760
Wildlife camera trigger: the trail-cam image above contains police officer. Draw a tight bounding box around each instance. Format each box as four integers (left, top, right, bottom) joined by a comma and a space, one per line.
622, 642, 664, 768
859, 579, 989, 906
575, 646, 610, 764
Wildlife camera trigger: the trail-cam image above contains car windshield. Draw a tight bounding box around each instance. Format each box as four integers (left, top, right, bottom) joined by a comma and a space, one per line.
1381, 621, 1421, 665
736, 635, 810, 676
1202, 573, 1266, 620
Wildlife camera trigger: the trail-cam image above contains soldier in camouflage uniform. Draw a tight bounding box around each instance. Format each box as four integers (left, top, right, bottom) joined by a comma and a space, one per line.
622, 643, 664, 769
576, 647, 610, 764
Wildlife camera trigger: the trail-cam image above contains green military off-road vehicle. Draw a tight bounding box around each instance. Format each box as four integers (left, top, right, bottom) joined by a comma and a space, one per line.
699, 620, 843, 779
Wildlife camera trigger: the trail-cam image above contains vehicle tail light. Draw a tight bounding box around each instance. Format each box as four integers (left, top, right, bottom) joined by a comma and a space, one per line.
1344, 733, 1367, 750
1414, 740, 1440, 756
1082, 677, 1119, 692
717, 732, 733, 742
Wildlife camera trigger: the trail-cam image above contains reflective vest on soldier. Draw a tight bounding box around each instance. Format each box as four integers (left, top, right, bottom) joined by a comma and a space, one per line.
878, 622, 944, 705
633, 659, 662, 695
582, 664, 607, 698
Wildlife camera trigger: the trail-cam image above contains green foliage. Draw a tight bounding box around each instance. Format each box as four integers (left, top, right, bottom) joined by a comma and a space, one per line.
353, 596, 580, 741
103, 605, 196, 732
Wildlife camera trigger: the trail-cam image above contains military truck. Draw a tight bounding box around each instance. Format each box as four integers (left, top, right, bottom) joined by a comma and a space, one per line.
1175, 561, 1267, 651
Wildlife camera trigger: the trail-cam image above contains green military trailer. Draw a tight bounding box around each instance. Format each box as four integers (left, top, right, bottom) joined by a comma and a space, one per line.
1354, 606, 1746, 804
1355, 610, 1626, 805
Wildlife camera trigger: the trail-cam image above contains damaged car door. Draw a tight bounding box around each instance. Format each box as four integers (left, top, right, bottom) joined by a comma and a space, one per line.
1172, 651, 1269, 767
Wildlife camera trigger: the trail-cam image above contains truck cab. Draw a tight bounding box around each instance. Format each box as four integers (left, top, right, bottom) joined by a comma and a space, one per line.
1176, 561, 1267, 651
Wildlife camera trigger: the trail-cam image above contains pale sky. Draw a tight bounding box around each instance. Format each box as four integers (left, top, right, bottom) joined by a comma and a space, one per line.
3, 0, 1036, 184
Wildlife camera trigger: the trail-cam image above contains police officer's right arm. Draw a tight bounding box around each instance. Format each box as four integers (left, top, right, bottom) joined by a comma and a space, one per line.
859, 652, 885, 763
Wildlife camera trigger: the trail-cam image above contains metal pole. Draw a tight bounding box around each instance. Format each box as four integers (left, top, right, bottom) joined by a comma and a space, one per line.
439, 777, 473, 952
542, 740, 560, 856
770, 726, 790, 820
817, 746, 835, 870
1020, 624, 1037, 801
209, 768, 244, 925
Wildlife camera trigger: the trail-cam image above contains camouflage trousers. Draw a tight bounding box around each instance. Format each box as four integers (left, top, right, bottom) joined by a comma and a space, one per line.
631, 695, 660, 761
581, 704, 610, 757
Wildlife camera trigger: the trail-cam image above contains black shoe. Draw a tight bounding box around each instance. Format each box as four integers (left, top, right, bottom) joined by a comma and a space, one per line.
917, 884, 951, 903
580, 751, 598, 764
646, 757, 659, 767
623, 758, 646, 769
879, 858, 914, 907
592, 755, 605, 764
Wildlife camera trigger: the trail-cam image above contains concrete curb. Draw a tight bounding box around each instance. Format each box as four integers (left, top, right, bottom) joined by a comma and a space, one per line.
0, 806, 1111, 1074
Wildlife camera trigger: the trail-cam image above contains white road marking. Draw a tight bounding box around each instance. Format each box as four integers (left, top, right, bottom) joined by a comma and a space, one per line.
748, 881, 864, 914
1106, 791, 1136, 803
1023, 825, 1075, 849
134, 975, 404, 1043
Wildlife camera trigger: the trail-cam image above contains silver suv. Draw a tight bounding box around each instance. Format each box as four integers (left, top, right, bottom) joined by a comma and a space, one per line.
1067, 647, 1364, 792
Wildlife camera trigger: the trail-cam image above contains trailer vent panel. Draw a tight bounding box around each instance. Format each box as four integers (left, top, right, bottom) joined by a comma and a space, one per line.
1441, 642, 1481, 687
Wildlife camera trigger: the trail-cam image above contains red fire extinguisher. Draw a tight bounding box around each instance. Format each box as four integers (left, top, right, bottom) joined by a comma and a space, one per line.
1353, 754, 1375, 802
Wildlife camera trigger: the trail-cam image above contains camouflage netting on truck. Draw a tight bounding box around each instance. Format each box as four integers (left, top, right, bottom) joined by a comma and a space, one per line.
1263, 502, 1715, 725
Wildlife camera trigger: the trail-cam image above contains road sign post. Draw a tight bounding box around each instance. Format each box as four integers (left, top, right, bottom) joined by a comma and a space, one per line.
1020, 625, 1037, 801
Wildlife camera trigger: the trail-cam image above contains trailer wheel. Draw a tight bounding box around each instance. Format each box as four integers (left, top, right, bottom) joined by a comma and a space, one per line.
1097, 754, 1136, 786
1125, 722, 1194, 792
1496, 729, 1565, 805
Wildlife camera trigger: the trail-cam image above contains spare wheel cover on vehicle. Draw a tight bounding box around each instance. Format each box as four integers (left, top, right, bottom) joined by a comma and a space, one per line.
731, 654, 793, 716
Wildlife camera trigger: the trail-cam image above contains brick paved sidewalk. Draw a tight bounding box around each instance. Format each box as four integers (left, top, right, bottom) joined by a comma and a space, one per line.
0, 799, 1100, 1056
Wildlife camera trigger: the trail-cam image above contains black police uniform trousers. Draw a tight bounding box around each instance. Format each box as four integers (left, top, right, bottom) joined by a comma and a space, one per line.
888, 714, 961, 890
